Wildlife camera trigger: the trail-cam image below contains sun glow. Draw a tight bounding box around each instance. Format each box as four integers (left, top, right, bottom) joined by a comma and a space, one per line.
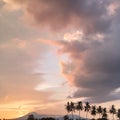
0, 102, 30, 119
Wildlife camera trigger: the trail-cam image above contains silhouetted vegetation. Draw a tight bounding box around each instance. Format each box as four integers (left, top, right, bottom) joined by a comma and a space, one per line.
65, 101, 120, 120
84, 102, 91, 119
76, 101, 83, 120
41, 117, 56, 120
27, 114, 35, 120
64, 115, 69, 120
26, 115, 56, 120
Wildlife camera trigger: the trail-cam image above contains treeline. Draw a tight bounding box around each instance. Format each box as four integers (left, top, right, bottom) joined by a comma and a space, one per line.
27, 114, 56, 120
65, 101, 120, 120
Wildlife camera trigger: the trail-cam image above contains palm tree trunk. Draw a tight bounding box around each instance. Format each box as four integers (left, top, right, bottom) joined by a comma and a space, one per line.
72, 111, 73, 120
86, 111, 88, 119
99, 113, 100, 119
79, 110, 81, 120
67, 112, 69, 120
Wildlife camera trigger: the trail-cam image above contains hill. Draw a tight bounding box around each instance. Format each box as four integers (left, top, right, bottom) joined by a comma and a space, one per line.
9, 112, 88, 120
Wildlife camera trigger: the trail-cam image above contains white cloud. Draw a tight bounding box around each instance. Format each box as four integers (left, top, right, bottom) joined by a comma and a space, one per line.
64, 31, 83, 42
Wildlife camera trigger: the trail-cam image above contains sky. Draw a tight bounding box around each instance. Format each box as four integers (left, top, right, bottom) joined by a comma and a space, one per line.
0, 0, 120, 119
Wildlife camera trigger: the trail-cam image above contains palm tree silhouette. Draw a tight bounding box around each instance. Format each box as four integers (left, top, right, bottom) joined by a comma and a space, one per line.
84, 102, 91, 119
117, 109, 120, 120
97, 106, 103, 119
70, 102, 75, 120
91, 105, 97, 119
102, 108, 108, 119
109, 105, 116, 120
76, 101, 83, 120
64, 101, 120, 120
65, 102, 71, 115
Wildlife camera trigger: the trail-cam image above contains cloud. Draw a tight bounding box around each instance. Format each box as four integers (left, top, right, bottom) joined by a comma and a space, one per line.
42, 5, 120, 102
0, 38, 54, 105
3, 0, 112, 33
2, 0, 120, 104
58, 21, 120, 103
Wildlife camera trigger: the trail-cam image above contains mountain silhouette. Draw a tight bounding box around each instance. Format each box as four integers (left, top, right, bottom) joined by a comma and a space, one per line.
8, 112, 88, 120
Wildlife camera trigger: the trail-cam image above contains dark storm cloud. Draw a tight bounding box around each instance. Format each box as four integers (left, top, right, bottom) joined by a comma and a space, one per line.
56, 5, 120, 102
73, 72, 120, 99
59, 28, 120, 103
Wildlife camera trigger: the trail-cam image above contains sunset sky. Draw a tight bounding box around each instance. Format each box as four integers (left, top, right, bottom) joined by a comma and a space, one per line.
0, 0, 120, 119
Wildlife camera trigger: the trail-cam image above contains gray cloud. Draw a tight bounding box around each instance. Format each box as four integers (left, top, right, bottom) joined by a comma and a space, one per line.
3, 0, 112, 33
58, 2, 120, 102
60, 29, 120, 103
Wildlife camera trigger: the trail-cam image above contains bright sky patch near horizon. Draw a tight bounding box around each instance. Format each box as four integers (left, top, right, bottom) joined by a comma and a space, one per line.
0, 0, 120, 119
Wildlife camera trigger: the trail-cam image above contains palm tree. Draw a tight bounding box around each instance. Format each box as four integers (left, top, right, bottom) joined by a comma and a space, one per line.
97, 106, 103, 119
109, 105, 116, 120
91, 105, 97, 119
70, 102, 75, 120
76, 101, 83, 120
84, 102, 91, 119
117, 109, 120, 120
65, 102, 71, 115
102, 108, 108, 119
